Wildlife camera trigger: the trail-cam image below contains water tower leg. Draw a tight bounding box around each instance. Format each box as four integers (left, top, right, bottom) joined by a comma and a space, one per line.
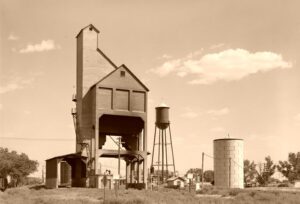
164, 130, 168, 178
151, 126, 157, 167
161, 129, 164, 183
168, 125, 176, 173
157, 129, 161, 183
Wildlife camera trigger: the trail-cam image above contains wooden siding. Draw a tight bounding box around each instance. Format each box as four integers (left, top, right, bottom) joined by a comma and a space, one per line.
115, 89, 129, 110
132, 91, 145, 112
97, 87, 112, 109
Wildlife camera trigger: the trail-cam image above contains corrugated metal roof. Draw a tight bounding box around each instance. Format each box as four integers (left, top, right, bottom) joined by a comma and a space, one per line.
46, 153, 87, 161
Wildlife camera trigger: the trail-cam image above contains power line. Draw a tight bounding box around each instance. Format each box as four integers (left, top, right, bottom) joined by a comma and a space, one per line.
203, 152, 243, 169
0, 137, 74, 141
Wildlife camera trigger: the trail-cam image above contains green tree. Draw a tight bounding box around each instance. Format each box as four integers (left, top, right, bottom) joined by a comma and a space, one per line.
203, 170, 214, 182
244, 160, 257, 184
0, 147, 38, 186
277, 152, 300, 182
256, 156, 276, 186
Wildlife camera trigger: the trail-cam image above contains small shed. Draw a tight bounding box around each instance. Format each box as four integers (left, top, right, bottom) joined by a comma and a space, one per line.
167, 177, 185, 189
45, 153, 87, 189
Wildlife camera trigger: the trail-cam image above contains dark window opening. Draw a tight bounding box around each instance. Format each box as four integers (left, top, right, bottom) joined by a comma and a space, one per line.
120, 71, 126, 77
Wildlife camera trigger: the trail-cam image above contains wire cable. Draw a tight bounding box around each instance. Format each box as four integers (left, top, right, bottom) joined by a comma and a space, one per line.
203, 152, 243, 169
0, 137, 74, 141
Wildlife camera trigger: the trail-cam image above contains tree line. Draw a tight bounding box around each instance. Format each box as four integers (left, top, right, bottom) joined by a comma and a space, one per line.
0, 147, 38, 187
244, 152, 300, 186
1, 146, 299, 188
185, 152, 300, 186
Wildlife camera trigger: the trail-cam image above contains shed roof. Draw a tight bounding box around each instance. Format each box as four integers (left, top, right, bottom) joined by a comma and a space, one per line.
46, 153, 87, 161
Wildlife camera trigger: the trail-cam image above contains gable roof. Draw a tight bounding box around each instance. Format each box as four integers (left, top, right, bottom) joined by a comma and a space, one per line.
91, 64, 149, 92
97, 48, 118, 69
167, 176, 185, 182
76, 24, 100, 38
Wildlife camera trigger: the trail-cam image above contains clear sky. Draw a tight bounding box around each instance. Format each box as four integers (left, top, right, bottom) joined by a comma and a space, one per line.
1, 0, 300, 177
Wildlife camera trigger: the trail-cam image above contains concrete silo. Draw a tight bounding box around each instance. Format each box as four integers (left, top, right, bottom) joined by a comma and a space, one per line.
213, 138, 244, 188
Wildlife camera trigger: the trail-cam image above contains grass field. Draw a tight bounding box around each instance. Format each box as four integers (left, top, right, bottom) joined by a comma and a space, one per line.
0, 185, 300, 204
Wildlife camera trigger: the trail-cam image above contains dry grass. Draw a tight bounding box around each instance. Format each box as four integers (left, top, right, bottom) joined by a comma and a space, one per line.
0, 185, 299, 204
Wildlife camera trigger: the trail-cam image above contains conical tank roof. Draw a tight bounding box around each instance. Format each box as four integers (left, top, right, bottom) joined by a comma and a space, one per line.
156, 102, 169, 108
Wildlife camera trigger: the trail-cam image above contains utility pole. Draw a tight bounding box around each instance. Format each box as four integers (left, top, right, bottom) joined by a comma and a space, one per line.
201, 152, 204, 188
118, 136, 121, 178
117, 136, 121, 196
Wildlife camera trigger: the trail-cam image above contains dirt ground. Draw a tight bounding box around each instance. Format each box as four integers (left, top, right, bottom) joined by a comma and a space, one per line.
0, 185, 300, 204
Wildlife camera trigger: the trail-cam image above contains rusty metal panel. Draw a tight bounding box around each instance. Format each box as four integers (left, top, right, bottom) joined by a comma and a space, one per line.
115, 89, 129, 110
97, 87, 113, 109
132, 91, 145, 112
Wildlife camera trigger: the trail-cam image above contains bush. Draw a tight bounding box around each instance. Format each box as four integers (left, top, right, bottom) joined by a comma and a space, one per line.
228, 189, 240, 196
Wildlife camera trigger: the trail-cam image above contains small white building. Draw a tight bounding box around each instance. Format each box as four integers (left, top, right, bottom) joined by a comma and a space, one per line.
294, 180, 300, 188
167, 177, 185, 188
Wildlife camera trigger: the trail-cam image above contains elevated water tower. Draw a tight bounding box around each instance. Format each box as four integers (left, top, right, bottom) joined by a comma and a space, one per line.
150, 103, 176, 183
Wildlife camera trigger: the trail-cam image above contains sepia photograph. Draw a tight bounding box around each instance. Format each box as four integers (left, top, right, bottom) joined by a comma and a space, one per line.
0, 0, 300, 203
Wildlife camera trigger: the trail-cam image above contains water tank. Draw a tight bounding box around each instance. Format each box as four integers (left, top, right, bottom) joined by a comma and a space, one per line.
213, 138, 244, 188
155, 103, 170, 130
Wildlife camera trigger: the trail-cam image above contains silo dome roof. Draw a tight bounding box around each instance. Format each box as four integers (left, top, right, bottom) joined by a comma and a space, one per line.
157, 102, 169, 108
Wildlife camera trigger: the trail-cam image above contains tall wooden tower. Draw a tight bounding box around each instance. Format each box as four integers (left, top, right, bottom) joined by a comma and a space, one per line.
73, 24, 149, 189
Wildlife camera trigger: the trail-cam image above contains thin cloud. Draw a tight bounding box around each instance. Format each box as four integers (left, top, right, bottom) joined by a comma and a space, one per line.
157, 54, 172, 60
0, 73, 42, 94
207, 107, 229, 116
181, 107, 200, 119
8, 33, 19, 41
152, 49, 292, 84
209, 43, 225, 49
0, 83, 22, 94
161, 54, 172, 59
181, 111, 199, 119
19, 40, 60, 53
